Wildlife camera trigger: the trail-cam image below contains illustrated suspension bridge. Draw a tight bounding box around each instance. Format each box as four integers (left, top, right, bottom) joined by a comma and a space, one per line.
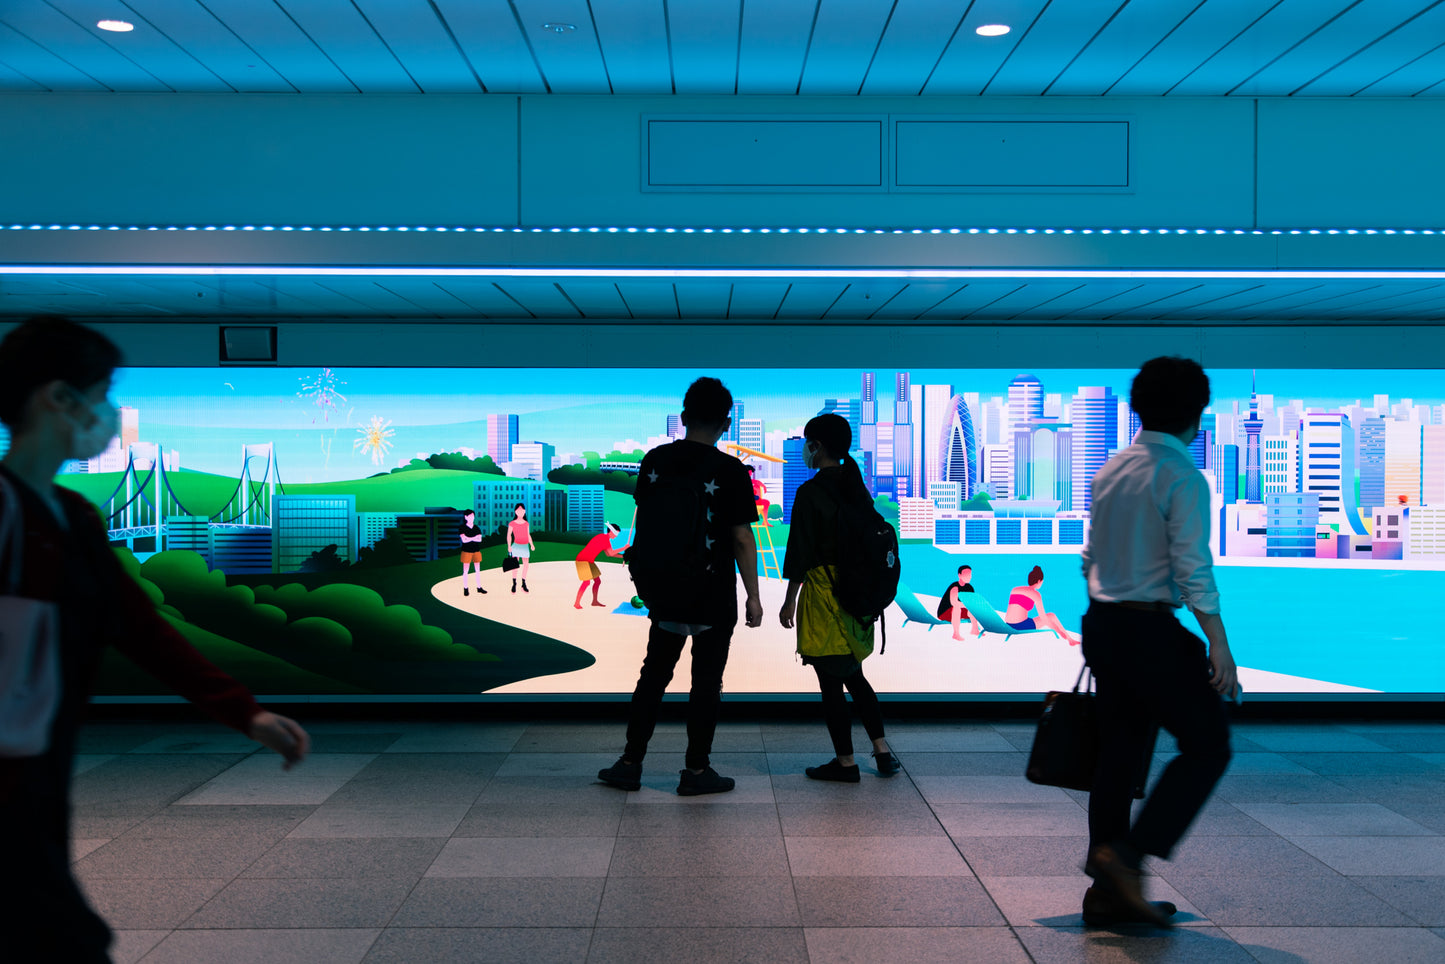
103, 443, 284, 547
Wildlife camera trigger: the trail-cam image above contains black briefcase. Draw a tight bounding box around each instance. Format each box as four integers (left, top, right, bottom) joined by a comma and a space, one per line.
1025, 666, 1155, 798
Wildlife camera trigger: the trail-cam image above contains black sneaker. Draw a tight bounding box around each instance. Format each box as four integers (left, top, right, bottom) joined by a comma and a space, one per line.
677, 766, 735, 796
478, 586, 488, 594
873, 751, 902, 777
598, 758, 641, 791
463, 587, 469, 596
805, 759, 861, 783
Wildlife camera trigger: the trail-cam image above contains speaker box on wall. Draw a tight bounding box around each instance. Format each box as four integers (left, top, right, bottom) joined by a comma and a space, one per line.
219, 326, 277, 364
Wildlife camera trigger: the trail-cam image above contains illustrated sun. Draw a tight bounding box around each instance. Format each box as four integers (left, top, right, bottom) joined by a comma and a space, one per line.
355, 416, 395, 465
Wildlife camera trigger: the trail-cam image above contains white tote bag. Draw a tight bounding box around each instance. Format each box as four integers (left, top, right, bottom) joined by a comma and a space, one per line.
0, 474, 61, 758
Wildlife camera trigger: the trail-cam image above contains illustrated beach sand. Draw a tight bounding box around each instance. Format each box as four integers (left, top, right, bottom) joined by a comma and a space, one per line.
435, 562, 1373, 696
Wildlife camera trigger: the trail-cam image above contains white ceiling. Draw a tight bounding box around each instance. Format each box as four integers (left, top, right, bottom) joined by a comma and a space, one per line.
3, 0, 1445, 97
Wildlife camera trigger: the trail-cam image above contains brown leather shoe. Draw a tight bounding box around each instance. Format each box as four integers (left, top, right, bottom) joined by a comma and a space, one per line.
1084, 844, 1173, 928
1082, 885, 1178, 926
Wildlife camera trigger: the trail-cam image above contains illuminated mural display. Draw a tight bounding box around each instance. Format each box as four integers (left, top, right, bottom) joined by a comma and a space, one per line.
14, 366, 1442, 700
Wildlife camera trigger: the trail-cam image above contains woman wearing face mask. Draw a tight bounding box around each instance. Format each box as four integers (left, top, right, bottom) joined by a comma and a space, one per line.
0, 317, 312, 962
778, 414, 899, 781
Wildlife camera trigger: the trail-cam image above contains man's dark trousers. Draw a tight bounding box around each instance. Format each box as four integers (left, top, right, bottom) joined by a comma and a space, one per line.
624, 620, 734, 771
1083, 601, 1232, 859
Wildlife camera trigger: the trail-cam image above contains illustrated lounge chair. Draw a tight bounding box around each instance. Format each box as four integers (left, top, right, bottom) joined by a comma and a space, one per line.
894, 582, 948, 630
955, 591, 1057, 642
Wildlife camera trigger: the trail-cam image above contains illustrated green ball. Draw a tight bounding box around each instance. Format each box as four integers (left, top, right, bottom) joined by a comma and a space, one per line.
630, 596, 644, 609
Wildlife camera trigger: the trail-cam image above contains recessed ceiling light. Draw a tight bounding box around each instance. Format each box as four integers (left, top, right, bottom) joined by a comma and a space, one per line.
541, 22, 575, 33
976, 24, 1011, 37
97, 19, 134, 32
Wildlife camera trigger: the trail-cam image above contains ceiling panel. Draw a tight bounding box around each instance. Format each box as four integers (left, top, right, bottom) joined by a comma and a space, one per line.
46, 0, 229, 91
199, 0, 356, 92
494, 279, 583, 317
615, 281, 679, 318
725, 281, 791, 318
349, 0, 483, 93
819, 281, 907, 318
674, 281, 734, 318
923, 0, 1051, 95
120, 0, 293, 92
865, 282, 966, 319
431, 281, 535, 316
669, 0, 741, 94
774, 281, 850, 317
985, 1, 1130, 96
1169, 0, 1359, 96
512, 0, 611, 93
591, 0, 669, 93
430, 0, 545, 93
557, 279, 633, 317
1045, 0, 1201, 96
1108, 0, 1277, 96
1, 0, 168, 90
956, 281, 1086, 318
798, 0, 895, 95
276, 0, 418, 92
1298, 1, 1445, 94
919, 282, 1033, 319
4, 0, 1445, 95
1006, 281, 1147, 319
736, 0, 815, 94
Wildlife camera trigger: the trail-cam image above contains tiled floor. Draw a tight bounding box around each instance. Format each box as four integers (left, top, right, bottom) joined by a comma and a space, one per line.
67, 717, 1445, 963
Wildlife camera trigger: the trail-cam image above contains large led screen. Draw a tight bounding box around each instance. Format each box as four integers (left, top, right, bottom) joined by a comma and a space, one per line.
20, 366, 1444, 700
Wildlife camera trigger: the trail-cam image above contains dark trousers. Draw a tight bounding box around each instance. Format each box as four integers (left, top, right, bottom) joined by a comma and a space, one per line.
1083, 601, 1232, 860
624, 620, 734, 771
812, 659, 886, 758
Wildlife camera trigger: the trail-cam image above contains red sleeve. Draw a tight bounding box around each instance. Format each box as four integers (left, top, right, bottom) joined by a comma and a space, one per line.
77, 500, 263, 732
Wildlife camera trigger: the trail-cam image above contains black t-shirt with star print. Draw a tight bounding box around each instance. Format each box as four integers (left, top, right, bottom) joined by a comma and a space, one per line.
634, 439, 758, 619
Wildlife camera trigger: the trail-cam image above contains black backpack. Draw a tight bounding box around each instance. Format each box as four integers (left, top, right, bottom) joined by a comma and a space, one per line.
819, 476, 901, 652
624, 449, 712, 617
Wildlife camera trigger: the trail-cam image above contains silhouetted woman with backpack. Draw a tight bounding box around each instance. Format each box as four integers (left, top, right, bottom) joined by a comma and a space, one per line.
778, 413, 899, 781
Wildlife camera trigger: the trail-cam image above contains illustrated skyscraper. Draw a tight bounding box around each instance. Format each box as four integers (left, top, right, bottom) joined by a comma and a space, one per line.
782, 436, 816, 523
938, 395, 980, 501
1243, 373, 1265, 503
1358, 416, 1386, 509
892, 372, 914, 497
486, 413, 519, 464
1070, 386, 1118, 511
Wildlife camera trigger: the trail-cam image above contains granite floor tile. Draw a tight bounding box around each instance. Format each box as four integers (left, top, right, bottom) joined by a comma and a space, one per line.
71, 755, 251, 811
109, 930, 170, 964
494, 751, 628, 777
596, 876, 799, 926
934, 802, 1089, 837
768, 772, 928, 806
79, 878, 229, 929
1287, 835, 1445, 875
127, 804, 317, 840
761, 727, 874, 753
391, 877, 605, 927
175, 753, 377, 806
793, 876, 1005, 927
1240, 728, 1392, 753
454, 800, 625, 837
626, 774, 776, 804
1353, 731, 1445, 753
74, 724, 175, 754
1210, 774, 1366, 805
320, 752, 505, 807
73, 753, 118, 775
1386, 802, 1445, 833
72, 838, 110, 860
1225, 926, 1445, 964
1281, 751, 1445, 776
72, 811, 156, 839
897, 751, 1031, 775
516, 723, 763, 754
362, 927, 593, 964
804, 926, 1031, 964
1019, 924, 1260, 963
912, 775, 1075, 804
1353, 876, 1445, 925
140, 928, 381, 963
1168, 874, 1413, 926
608, 835, 789, 876
785, 835, 970, 876
74, 832, 279, 880
303, 733, 405, 754
617, 801, 783, 836
587, 926, 809, 964
1153, 836, 1337, 879
241, 838, 446, 879
129, 733, 264, 755
1139, 801, 1273, 836
882, 725, 1020, 752
425, 835, 616, 877
1212, 752, 1312, 775
381, 724, 528, 753
178, 877, 416, 929
287, 803, 470, 838
472, 775, 632, 808
951, 836, 1092, 877
775, 800, 946, 836
1320, 773, 1445, 806
1235, 802, 1437, 837
980, 875, 1206, 928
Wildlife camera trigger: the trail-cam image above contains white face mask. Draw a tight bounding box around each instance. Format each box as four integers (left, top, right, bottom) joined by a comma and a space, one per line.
69, 394, 119, 461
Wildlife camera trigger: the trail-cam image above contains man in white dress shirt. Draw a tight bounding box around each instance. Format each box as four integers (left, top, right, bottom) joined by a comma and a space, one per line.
1079, 356, 1238, 927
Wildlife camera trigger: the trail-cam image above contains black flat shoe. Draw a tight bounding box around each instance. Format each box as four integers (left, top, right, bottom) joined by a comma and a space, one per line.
1082, 885, 1178, 927
873, 751, 902, 776
805, 759, 861, 783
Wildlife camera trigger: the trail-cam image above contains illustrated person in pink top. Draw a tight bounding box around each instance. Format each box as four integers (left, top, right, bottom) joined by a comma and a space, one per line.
574, 522, 625, 609
506, 502, 534, 594
1003, 565, 1081, 645
747, 465, 771, 526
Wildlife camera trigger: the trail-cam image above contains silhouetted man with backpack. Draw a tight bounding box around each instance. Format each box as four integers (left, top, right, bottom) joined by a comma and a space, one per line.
599, 377, 763, 796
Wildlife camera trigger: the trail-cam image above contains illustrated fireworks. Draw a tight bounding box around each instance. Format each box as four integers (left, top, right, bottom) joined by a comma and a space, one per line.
355, 416, 395, 465
297, 368, 347, 423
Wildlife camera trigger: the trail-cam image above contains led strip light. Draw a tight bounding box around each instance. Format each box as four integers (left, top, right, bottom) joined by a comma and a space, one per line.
1, 224, 1440, 236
